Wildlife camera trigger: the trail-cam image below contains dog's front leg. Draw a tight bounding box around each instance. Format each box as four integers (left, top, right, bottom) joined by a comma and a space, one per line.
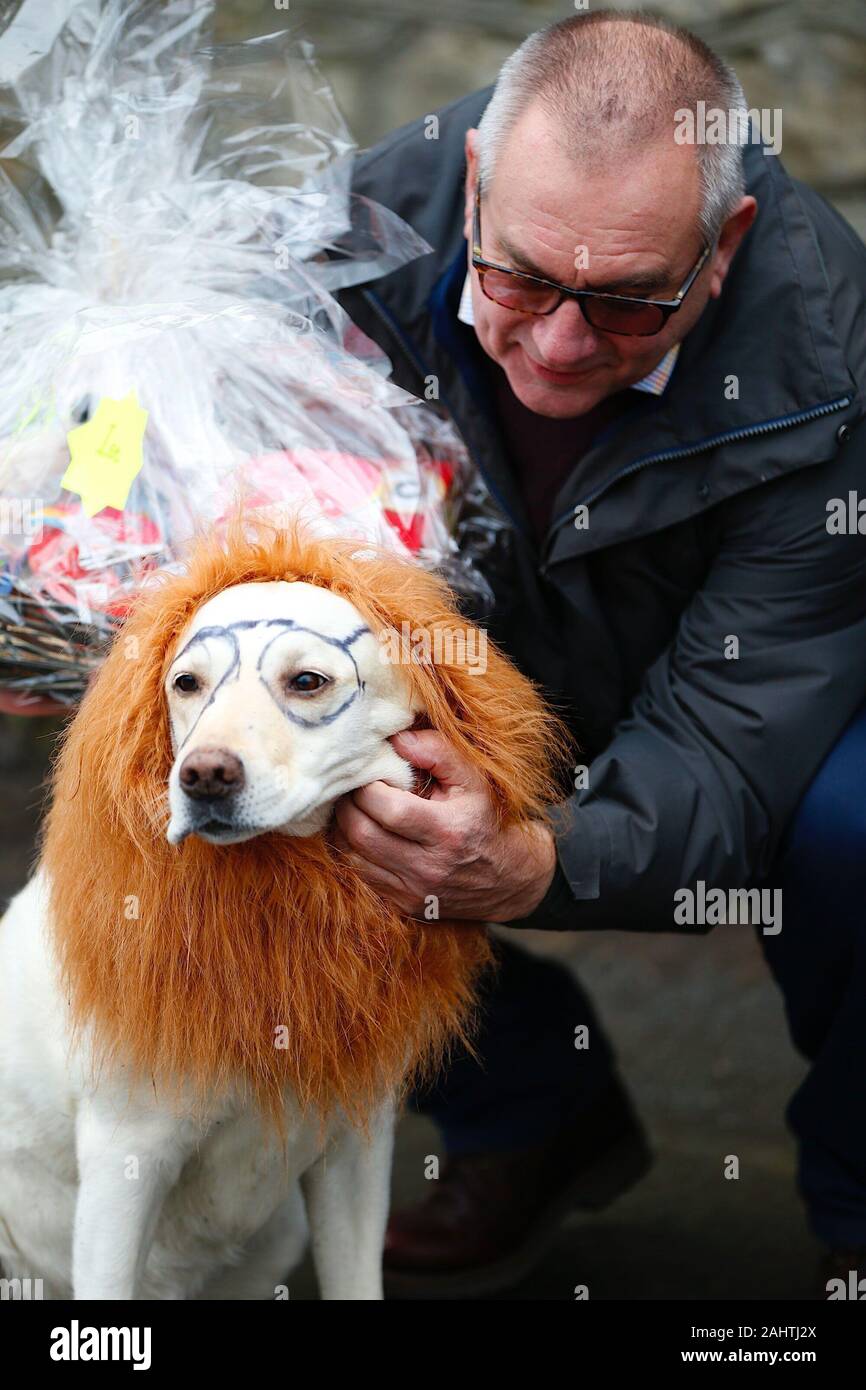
73, 1095, 198, 1300
301, 1098, 396, 1301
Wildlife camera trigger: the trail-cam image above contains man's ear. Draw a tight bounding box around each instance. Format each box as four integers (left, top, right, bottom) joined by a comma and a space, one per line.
463, 129, 479, 242
709, 195, 757, 299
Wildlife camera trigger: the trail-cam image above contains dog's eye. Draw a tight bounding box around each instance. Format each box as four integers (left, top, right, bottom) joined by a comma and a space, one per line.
173, 672, 200, 694
286, 671, 329, 694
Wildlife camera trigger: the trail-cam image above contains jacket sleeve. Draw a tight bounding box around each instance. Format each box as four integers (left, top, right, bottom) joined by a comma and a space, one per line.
513, 421, 866, 933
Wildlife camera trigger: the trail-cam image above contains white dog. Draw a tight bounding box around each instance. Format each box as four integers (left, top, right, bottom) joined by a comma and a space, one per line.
0, 526, 558, 1301
0, 579, 421, 1300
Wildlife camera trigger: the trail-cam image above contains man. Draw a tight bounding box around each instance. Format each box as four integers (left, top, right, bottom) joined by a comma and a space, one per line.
333, 11, 866, 1296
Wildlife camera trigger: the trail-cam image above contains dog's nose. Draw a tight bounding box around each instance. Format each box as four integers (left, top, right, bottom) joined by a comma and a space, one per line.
179, 747, 245, 801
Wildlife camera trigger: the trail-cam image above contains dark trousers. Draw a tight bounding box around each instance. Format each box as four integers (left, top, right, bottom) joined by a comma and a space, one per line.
415, 704, 866, 1249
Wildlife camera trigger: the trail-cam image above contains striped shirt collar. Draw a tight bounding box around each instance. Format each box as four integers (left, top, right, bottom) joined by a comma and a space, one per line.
456, 271, 680, 397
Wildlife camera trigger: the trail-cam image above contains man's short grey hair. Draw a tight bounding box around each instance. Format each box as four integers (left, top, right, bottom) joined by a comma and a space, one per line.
476, 10, 748, 244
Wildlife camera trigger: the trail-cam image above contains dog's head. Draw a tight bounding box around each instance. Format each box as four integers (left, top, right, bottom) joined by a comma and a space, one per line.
42, 519, 569, 1125
165, 579, 419, 846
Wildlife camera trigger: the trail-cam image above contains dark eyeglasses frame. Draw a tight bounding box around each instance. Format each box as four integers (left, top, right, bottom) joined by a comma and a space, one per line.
471, 187, 713, 338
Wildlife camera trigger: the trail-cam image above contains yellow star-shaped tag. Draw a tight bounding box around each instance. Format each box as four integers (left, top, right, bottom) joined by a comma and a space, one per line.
62, 391, 149, 517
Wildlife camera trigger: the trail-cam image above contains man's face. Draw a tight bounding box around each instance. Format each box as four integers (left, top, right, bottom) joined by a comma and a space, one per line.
463, 104, 719, 419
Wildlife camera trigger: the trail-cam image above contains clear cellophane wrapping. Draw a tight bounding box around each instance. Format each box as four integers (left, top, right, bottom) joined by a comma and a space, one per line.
0, 0, 503, 704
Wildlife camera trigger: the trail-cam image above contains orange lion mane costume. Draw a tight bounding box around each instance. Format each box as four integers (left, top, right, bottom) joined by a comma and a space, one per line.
40, 520, 569, 1129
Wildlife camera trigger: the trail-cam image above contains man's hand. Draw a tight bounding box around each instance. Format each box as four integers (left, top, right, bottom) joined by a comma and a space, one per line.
332, 728, 557, 922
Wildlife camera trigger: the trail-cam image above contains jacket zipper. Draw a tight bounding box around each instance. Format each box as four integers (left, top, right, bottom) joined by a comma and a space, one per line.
542, 393, 852, 569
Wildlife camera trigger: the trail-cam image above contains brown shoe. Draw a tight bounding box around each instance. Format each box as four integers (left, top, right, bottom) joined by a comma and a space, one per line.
384, 1077, 652, 1299
819, 1248, 866, 1299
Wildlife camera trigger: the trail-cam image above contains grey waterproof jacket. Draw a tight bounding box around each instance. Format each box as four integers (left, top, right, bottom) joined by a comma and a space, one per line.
338, 87, 866, 932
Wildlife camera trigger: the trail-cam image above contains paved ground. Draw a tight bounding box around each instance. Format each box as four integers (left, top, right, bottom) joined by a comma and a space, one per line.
0, 716, 819, 1301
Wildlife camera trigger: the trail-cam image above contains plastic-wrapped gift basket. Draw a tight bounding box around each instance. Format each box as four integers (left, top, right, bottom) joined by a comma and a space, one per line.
0, 0, 497, 705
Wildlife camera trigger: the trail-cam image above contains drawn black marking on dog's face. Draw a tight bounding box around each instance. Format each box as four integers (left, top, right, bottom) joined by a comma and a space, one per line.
170, 618, 370, 754
164, 580, 420, 846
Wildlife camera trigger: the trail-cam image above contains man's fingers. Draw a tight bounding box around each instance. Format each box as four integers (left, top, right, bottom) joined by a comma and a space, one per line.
350, 780, 443, 844
391, 729, 485, 794
334, 795, 429, 875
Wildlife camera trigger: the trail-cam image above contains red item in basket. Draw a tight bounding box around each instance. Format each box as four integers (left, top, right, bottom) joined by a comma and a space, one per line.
26, 504, 162, 616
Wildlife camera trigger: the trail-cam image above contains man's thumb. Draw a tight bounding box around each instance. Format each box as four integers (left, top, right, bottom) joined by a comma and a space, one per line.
391, 728, 477, 791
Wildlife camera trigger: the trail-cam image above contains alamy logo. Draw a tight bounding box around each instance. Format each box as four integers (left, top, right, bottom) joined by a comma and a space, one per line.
50, 1320, 151, 1371
826, 1271, 866, 1300
674, 102, 782, 156
378, 621, 487, 675
826, 492, 866, 535
0, 497, 43, 540
674, 881, 781, 935
0, 1276, 44, 1299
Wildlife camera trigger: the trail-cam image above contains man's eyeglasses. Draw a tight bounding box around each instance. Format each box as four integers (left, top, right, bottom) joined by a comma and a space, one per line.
471, 187, 712, 338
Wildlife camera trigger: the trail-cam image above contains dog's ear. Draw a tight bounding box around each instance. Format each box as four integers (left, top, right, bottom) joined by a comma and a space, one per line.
400, 612, 570, 828
334, 550, 571, 830
45, 574, 200, 847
